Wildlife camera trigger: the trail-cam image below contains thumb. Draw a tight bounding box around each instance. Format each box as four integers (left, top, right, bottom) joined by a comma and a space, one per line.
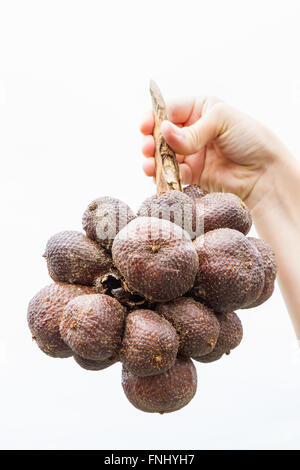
161, 105, 225, 155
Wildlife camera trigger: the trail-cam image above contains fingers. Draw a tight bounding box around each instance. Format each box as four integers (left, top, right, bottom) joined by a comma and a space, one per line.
142, 156, 193, 186
166, 97, 196, 124
140, 98, 195, 136
179, 163, 193, 185
160, 121, 187, 153
161, 103, 227, 155
140, 96, 222, 137
142, 135, 155, 157
183, 151, 206, 184
143, 158, 155, 177
142, 135, 185, 163
140, 111, 154, 135
141, 96, 226, 185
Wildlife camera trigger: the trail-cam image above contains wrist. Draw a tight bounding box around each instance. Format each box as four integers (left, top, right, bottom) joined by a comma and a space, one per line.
251, 154, 300, 248
249, 148, 297, 216
250, 151, 300, 341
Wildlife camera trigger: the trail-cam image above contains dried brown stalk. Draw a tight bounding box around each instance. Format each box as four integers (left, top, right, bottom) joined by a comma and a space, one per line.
149, 80, 182, 195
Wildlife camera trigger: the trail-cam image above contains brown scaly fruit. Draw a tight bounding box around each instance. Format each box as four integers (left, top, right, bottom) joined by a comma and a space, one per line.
120, 309, 179, 377
44, 231, 114, 286
192, 228, 265, 312
112, 217, 199, 303
156, 297, 220, 358
27, 283, 95, 358
183, 184, 207, 200
73, 354, 118, 371
122, 357, 197, 413
82, 196, 136, 251
243, 237, 277, 308
195, 192, 252, 235
59, 294, 125, 360
137, 190, 198, 239
194, 311, 243, 363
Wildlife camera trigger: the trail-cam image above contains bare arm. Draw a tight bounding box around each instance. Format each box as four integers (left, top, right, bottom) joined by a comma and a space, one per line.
252, 153, 300, 339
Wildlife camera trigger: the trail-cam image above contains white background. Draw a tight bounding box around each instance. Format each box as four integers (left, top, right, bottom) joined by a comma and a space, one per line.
0, 0, 299, 450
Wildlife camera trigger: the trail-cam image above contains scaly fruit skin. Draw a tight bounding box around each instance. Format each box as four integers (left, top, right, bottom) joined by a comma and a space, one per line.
193, 228, 265, 312
59, 294, 126, 361
244, 237, 277, 308
195, 192, 252, 235
120, 309, 179, 377
27, 282, 95, 358
137, 190, 198, 239
183, 185, 207, 201
44, 231, 114, 286
156, 297, 220, 358
122, 357, 197, 413
112, 217, 199, 303
194, 312, 243, 363
82, 196, 136, 251
73, 354, 118, 371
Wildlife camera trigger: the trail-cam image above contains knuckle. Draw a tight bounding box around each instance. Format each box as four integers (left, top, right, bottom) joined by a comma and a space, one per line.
202, 95, 223, 114
208, 95, 223, 107
213, 102, 229, 118
184, 126, 201, 149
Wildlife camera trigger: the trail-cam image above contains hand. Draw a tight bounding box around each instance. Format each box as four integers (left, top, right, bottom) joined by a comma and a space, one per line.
140, 97, 289, 209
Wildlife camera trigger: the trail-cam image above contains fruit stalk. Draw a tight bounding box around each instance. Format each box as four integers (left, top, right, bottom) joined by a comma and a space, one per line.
150, 80, 182, 195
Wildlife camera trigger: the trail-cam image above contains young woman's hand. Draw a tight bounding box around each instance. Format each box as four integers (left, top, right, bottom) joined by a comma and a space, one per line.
141, 97, 290, 209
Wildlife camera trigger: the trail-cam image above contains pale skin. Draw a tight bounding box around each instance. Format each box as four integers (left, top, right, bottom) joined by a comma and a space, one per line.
140, 97, 300, 341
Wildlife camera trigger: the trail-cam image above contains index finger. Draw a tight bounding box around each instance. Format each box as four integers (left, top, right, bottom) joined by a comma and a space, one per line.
140, 97, 196, 136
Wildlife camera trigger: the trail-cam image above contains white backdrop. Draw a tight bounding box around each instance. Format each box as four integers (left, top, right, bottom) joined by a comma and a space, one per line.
0, 0, 299, 450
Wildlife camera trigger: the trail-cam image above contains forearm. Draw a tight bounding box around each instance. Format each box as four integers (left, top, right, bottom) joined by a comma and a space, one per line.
251, 153, 300, 340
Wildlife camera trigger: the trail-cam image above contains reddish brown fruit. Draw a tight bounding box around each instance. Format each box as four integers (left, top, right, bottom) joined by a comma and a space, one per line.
120, 309, 179, 377
194, 312, 243, 363
59, 294, 125, 360
183, 185, 207, 200
122, 358, 197, 413
195, 348, 225, 363
27, 283, 95, 358
195, 192, 252, 235
82, 196, 136, 251
137, 190, 198, 239
156, 297, 220, 358
193, 228, 265, 312
112, 217, 199, 303
44, 231, 114, 286
244, 237, 277, 308
73, 354, 118, 371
